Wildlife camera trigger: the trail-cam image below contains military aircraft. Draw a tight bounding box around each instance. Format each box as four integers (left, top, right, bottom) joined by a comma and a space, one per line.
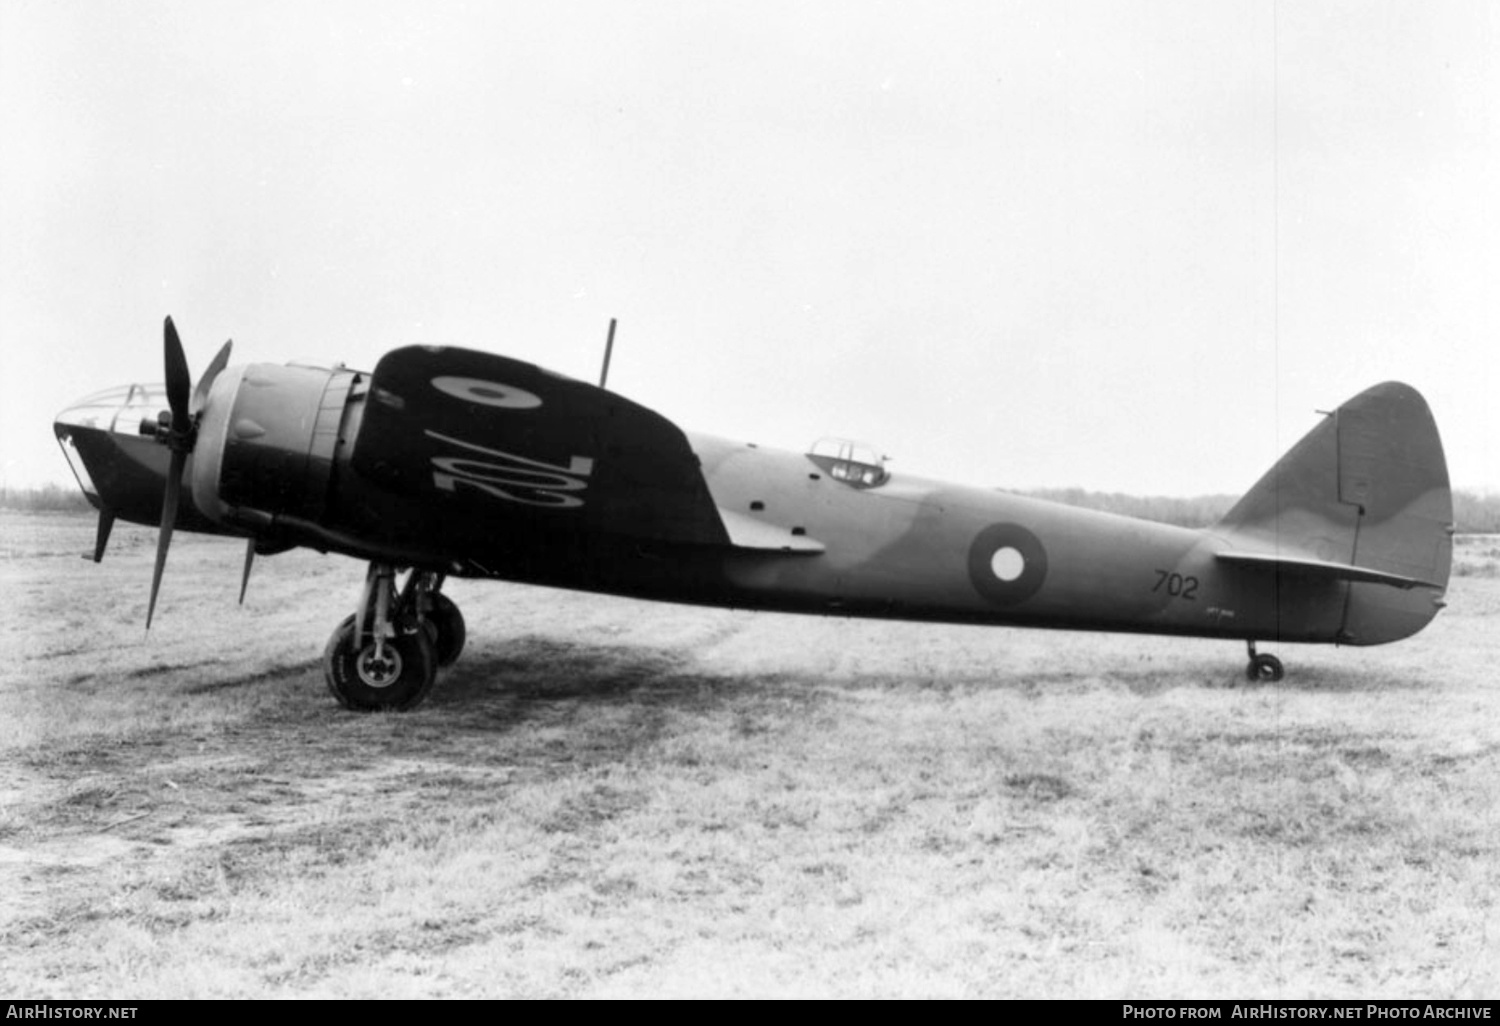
53, 318, 1453, 711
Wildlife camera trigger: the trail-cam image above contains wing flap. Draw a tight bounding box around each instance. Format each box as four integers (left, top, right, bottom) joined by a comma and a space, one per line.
1215, 550, 1443, 590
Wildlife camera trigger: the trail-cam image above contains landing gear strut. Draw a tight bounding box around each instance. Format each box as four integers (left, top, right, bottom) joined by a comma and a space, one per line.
323, 564, 465, 711
410, 575, 466, 668
1245, 641, 1284, 683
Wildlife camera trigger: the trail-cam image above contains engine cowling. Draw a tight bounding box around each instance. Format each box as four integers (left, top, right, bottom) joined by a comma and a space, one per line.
192, 363, 358, 530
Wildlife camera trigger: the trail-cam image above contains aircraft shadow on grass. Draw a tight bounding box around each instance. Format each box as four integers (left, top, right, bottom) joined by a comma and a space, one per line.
421, 636, 1431, 711
432, 636, 784, 708
167, 638, 1431, 710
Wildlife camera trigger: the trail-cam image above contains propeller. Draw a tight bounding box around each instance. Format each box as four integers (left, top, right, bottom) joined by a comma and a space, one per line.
142, 317, 232, 628
196, 336, 235, 420
238, 539, 255, 606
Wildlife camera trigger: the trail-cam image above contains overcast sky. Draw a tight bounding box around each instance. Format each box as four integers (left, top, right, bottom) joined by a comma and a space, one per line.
2, 0, 1495, 497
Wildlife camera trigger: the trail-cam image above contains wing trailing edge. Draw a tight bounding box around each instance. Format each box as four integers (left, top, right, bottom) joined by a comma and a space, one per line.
718, 508, 825, 553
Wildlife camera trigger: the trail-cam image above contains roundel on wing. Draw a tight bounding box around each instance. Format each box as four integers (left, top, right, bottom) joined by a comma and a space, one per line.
967, 523, 1048, 605
431, 376, 543, 410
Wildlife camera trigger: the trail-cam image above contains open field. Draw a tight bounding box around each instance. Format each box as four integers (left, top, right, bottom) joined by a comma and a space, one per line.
2, 511, 1497, 998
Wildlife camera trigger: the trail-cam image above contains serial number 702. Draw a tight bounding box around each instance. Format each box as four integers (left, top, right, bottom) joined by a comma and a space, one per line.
1152, 569, 1199, 600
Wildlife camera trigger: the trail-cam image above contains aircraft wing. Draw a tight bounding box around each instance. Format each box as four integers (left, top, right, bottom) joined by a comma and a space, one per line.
350, 346, 731, 546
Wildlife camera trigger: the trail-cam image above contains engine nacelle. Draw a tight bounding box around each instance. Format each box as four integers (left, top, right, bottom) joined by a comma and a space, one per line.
192, 363, 358, 530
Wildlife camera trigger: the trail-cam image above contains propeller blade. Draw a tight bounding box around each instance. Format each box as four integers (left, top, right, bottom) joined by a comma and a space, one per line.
238, 539, 255, 605
91, 508, 115, 563
146, 448, 186, 629
163, 317, 192, 430
191, 339, 233, 415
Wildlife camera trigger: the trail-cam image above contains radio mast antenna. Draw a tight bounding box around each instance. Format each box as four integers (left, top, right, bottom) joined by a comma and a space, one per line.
598, 318, 617, 388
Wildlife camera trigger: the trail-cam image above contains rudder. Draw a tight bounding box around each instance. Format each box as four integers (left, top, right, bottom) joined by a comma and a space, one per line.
1215, 382, 1453, 645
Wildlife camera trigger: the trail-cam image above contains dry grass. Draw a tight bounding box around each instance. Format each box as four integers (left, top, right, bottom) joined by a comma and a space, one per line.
2, 513, 1497, 998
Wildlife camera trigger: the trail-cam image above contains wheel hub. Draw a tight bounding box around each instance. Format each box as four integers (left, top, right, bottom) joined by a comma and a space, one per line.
355, 643, 403, 688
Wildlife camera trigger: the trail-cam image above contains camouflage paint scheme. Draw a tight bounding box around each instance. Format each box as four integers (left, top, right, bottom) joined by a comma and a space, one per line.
55, 340, 1453, 706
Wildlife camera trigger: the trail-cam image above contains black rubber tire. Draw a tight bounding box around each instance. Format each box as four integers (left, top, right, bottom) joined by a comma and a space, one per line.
1246, 653, 1285, 683
424, 594, 467, 668
324, 615, 437, 711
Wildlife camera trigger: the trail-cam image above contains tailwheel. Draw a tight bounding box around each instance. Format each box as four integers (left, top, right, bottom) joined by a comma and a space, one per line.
1245, 642, 1285, 683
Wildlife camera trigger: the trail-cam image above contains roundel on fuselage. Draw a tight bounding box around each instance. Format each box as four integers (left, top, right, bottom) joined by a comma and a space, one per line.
967, 523, 1048, 605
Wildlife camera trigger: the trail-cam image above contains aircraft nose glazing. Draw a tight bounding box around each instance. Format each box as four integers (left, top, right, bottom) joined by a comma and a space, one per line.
55, 383, 172, 435
54, 382, 190, 531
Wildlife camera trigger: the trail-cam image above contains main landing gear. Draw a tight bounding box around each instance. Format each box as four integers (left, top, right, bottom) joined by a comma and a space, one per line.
1245, 640, 1284, 683
323, 564, 467, 711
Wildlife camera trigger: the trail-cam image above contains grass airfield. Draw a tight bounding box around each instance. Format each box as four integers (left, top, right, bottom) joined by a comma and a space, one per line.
1, 511, 1497, 998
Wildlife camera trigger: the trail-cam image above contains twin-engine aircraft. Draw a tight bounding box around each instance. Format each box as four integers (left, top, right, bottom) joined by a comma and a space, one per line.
53, 319, 1453, 710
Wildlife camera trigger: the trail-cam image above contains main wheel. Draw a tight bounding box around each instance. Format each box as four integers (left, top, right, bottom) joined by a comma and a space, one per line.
1246, 652, 1285, 683
324, 615, 437, 711
423, 594, 467, 668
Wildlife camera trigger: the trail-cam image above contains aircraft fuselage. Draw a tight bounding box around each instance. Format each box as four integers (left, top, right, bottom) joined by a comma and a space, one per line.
53, 334, 1452, 714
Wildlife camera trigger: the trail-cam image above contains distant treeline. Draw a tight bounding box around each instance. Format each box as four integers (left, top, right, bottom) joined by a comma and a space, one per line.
1453, 491, 1500, 534
1018, 487, 1500, 534
4, 482, 1499, 532
1016, 488, 1237, 528
1, 484, 93, 512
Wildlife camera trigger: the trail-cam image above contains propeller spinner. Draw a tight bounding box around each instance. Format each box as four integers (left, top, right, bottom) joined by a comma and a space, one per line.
139, 317, 231, 628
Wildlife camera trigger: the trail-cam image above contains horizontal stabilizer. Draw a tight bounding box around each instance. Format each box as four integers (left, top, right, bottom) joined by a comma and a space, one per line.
718, 508, 825, 553
1215, 550, 1442, 590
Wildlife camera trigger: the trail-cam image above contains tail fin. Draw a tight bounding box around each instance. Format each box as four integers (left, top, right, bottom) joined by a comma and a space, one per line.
1214, 382, 1453, 645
